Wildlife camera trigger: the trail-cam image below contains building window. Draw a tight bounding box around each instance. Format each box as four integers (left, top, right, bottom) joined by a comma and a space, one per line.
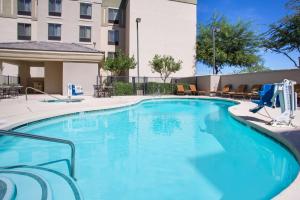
49, 0, 62, 17
79, 26, 91, 42
80, 3, 92, 19
107, 52, 116, 59
48, 23, 61, 41
17, 23, 31, 40
108, 30, 119, 45
18, 0, 31, 16
108, 8, 119, 24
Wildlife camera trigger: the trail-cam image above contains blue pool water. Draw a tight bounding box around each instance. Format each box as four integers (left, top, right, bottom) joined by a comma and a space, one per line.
1, 99, 299, 199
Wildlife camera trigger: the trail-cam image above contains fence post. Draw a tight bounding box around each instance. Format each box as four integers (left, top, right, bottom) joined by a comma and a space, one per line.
7, 76, 9, 85
143, 77, 148, 95
132, 77, 136, 95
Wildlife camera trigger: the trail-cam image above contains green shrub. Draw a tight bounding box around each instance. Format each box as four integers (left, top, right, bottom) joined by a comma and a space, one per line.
146, 82, 175, 94
112, 81, 191, 96
113, 82, 134, 96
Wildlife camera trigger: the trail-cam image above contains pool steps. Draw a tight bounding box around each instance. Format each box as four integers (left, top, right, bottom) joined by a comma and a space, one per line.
0, 176, 16, 200
0, 166, 82, 200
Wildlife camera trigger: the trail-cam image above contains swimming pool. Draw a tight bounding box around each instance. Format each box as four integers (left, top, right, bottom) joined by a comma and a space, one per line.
1, 99, 299, 199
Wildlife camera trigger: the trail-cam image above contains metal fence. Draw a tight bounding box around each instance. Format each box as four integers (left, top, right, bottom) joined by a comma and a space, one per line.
95, 75, 194, 96
0, 75, 20, 85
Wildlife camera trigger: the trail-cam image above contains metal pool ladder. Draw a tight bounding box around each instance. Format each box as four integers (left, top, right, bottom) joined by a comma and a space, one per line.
0, 129, 76, 180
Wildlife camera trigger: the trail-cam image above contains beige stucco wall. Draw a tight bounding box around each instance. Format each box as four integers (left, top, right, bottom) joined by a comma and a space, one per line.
62, 62, 98, 96
127, 0, 196, 78
44, 61, 62, 94
194, 69, 300, 91
100, 25, 126, 55
194, 75, 220, 92
0, 0, 102, 50
1, 61, 19, 76
220, 69, 300, 90
0, 17, 38, 42
36, 0, 102, 50
18, 62, 30, 89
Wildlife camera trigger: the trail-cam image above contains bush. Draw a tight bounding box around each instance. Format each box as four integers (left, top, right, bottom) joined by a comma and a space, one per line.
113, 82, 134, 96
112, 81, 191, 96
146, 82, 173, 94
145, 82, 189, 94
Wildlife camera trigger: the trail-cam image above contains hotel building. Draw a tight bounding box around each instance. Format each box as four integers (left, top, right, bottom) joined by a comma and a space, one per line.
0, 0, 197, 95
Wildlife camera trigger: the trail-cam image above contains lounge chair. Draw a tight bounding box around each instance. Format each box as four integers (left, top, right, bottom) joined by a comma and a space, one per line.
246, 84, 262, 100
227, 85, 248, 98
189, 84, 206, 95
177, 85, 191, 95
215, 84, 232, 96
177, 85, 185, 95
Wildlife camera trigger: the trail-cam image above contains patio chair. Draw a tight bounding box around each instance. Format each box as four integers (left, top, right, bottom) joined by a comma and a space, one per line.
1, 85, 10, 98
177, 85, 185, 95
9, 85, 21, 97
177, 85, 191, 95
227, 85, 248, 98
215, 84, 232, 97
189, 84, 206, 95
245, 84, 262, 100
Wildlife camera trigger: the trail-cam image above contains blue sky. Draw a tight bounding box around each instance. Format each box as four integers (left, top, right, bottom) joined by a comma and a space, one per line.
196, 0, 299, 75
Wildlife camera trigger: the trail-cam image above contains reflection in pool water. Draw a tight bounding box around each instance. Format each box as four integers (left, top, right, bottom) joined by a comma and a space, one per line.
0, 99, 298, 200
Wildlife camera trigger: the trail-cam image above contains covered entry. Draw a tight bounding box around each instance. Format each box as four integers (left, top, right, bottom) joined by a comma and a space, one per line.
0, 41, 104, 95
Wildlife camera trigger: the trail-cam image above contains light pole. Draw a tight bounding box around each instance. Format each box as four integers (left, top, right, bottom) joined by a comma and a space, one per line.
211, 26, 220, 74
136, 18, 141, 84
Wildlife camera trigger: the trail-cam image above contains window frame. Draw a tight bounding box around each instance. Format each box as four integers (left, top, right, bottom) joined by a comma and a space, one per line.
80, 3, 92, 20
17, 23, 31, 40
79, 26, 92, 43
108, 8, 119, 24
17, 0, 32, 16
49, 0, 62, 17
48, 23, 62, 41
107, 52, 116, 59
108, 30, 119, 45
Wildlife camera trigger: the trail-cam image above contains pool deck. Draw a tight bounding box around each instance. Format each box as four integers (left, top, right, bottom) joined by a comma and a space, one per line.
0, 94, 300, 199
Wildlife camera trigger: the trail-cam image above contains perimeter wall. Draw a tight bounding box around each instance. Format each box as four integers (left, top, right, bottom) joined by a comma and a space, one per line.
178, 69, 300, 92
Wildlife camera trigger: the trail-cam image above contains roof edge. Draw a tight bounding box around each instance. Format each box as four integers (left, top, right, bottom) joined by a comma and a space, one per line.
168, 0, 197, 5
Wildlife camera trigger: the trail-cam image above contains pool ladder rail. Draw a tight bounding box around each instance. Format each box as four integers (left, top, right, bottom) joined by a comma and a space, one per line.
25, 86, 64, 101
0, 129, 76, 180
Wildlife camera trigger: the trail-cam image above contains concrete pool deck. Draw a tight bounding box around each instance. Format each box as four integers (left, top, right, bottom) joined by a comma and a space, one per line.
0, 94, 299, 199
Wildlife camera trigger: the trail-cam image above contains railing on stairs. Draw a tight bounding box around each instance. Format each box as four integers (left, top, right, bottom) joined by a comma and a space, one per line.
0, 129, 76, 180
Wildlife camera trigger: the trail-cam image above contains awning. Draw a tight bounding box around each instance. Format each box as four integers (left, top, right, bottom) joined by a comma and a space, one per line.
0, 41, 104, 63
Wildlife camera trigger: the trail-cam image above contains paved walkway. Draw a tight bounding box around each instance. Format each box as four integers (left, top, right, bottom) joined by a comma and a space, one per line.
0, 94, 300, 199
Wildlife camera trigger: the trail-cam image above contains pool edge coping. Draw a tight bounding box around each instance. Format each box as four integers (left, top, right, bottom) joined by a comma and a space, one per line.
228, 103, 300, 200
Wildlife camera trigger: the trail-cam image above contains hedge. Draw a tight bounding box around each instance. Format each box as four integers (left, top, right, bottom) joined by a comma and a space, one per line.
113, 81, 134, 96
112, 81, 190, 96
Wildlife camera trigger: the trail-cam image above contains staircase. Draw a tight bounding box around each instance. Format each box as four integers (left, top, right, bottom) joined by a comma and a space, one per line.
0, 166, 82, 200
0, 130, 83, 200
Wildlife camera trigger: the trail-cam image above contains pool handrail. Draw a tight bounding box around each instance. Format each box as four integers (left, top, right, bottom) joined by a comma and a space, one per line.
25, 87, 63, 101
0, 129, 76, 180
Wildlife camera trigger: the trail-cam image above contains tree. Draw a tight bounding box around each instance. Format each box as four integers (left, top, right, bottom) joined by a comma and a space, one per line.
149, 55, 182, 83
196, 15, 262, 74
103, 50, 136, 75
262, 0, 300, 68
286, 0, 300, 11
238, 64, 270, 73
